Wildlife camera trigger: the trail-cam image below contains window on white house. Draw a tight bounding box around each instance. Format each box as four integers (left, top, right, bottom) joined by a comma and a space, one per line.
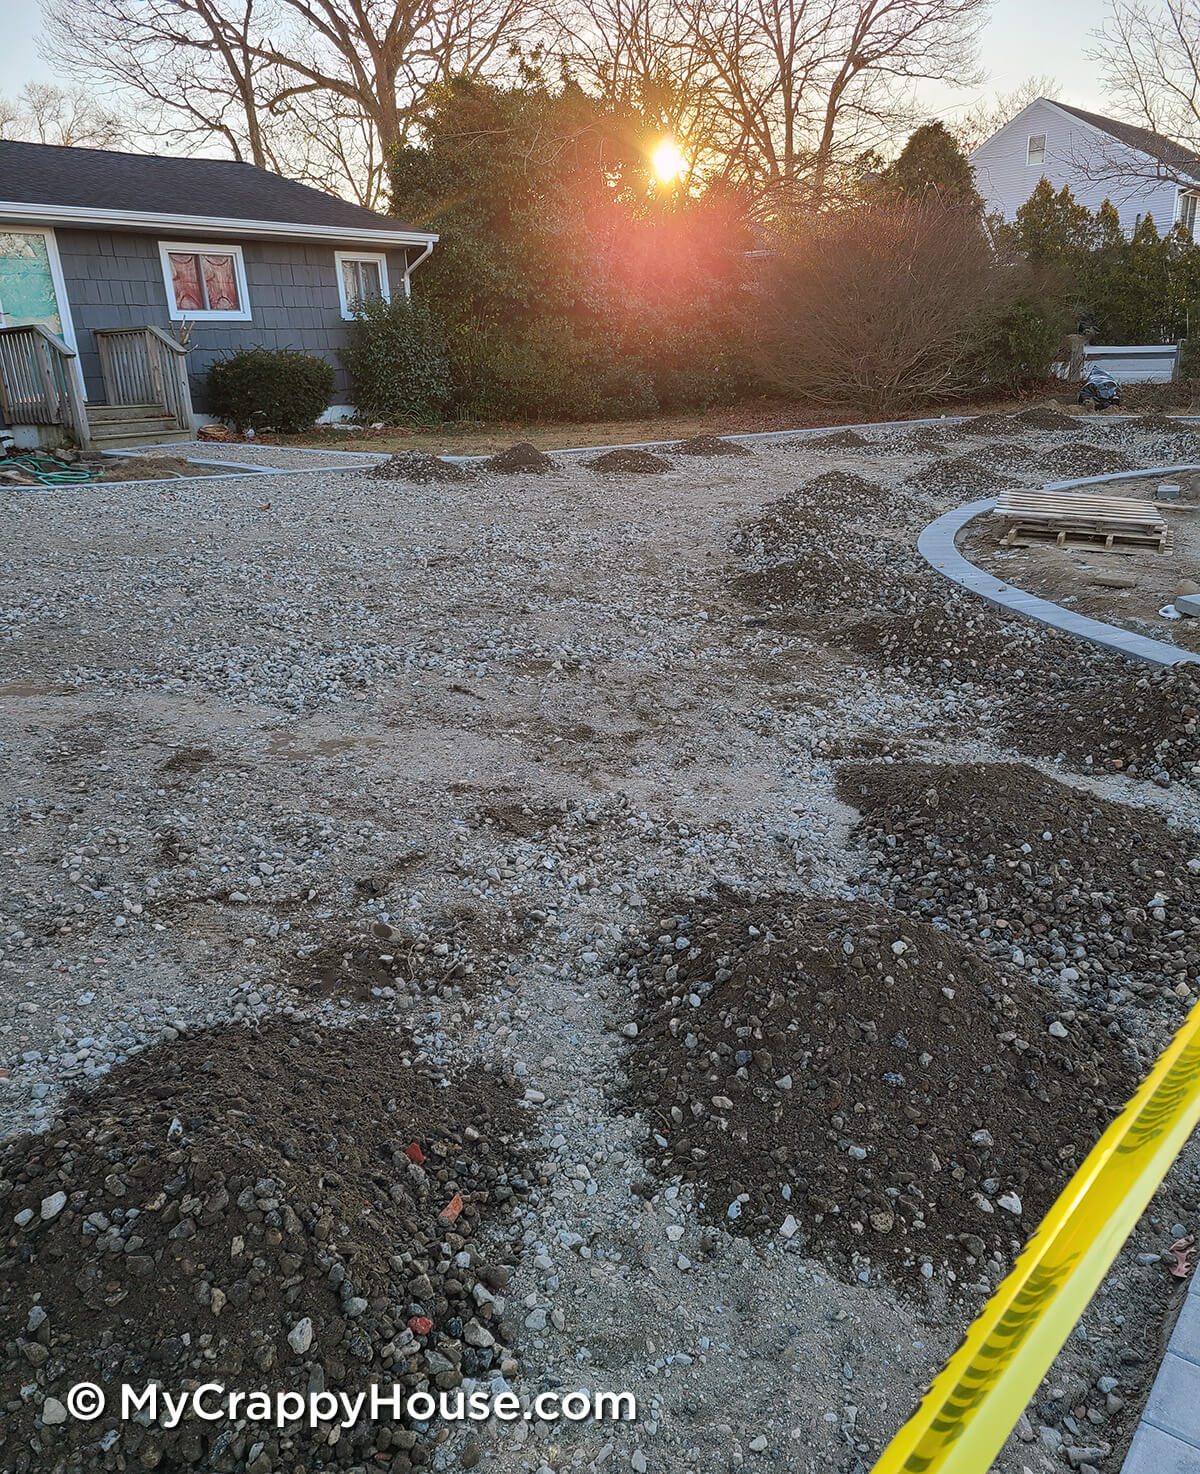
335, 252, 390, 318
158, 243, 250, 321
1027, 134, 1047, 166
1179, 192, 1199, 239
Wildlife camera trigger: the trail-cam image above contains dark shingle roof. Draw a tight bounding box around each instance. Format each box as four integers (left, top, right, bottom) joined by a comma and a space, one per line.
1053, 102, 1200, 183
0, 139, 426, 234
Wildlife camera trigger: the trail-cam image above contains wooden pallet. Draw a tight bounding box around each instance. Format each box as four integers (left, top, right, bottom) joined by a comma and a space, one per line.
994, 487, 1172, 555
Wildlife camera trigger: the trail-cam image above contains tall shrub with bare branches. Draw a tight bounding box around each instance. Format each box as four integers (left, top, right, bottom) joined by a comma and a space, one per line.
755, 202, 1056, 410
1089, 0, 1200, 190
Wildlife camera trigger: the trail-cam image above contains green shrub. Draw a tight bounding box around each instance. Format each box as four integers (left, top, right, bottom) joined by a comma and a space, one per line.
340, 296, 452, 424
207, 347, 335, 432
972, 292, 1069, 391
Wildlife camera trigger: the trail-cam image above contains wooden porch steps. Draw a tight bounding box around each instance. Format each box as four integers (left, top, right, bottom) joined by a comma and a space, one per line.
87, 403, 194, 449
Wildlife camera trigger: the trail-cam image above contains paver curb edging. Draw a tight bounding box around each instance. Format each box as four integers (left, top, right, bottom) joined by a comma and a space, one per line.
917, 497, 1200, 667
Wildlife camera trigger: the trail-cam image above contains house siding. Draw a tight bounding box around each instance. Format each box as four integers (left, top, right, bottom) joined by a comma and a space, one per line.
52, 228, 412, 411
970, 99, 1188, 237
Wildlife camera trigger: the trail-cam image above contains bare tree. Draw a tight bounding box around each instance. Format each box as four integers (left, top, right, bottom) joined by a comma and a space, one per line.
949, 74, 1061, 155
757, 199, 1024, 408
41, 0, 278, 166
1090, 0, 1200, 187
567, 0, 987, 205
42, 0, 542, 203
0, 82, 131, 148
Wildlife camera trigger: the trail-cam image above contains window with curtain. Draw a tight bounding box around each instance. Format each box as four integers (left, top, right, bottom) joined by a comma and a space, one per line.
160, 244, 249, 319
336, 254, 389, 317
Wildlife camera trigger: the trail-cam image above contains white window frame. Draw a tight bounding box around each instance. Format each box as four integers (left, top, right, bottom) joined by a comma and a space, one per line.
157, 241, 251, 322
1027, 134, 1047, 167
334, 251, 391, 319
1178, 190, 1199, 240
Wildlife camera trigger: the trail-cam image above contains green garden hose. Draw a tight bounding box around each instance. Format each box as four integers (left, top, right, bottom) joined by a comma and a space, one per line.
1, 454, 97, 486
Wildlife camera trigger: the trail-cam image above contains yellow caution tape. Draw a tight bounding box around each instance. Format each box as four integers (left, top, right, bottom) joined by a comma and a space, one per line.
873, 996, 1200, 1474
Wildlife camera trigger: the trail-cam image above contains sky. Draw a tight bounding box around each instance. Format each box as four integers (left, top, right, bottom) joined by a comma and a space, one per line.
0, 0, 1114, 120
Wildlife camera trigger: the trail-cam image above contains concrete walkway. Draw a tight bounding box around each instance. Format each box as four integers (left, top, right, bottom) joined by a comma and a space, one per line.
917, 497, 1200, 667
1120, 1270, 1200, 1472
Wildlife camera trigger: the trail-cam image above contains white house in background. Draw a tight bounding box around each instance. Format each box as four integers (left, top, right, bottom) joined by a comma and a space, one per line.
970, 98, 1200, 240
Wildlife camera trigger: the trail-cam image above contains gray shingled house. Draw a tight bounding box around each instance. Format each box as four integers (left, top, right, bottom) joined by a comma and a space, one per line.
0, 140, 438, 449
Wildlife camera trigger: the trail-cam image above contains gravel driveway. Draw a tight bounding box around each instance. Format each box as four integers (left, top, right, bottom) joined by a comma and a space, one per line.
3, 419, 1199, 1474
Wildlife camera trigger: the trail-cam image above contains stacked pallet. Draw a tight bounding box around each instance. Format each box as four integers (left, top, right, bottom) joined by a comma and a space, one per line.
994, 487, 1171, 554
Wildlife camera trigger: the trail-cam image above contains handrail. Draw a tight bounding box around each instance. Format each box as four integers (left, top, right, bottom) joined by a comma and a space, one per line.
94, 326, 194, 435
142, 325, 189, 355
0, 323, 90, 446
0, 321, 77, 358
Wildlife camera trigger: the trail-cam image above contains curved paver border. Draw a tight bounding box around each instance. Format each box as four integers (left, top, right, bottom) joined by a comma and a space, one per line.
918, 493, 1200, 667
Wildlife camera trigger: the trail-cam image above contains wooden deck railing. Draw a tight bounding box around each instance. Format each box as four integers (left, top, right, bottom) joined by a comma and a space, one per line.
0, 323, 90, 446
94, 326, 194, 433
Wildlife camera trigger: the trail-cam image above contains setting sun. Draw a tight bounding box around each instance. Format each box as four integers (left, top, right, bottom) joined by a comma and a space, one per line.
651, 137, 685, 184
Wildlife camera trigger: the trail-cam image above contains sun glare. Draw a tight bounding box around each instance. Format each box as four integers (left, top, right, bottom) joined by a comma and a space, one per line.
651, 138, 685, 184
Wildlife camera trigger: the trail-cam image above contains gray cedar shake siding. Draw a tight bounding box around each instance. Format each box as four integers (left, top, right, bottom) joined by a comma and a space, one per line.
0, 141, 438, 423
53, 229, 416, 411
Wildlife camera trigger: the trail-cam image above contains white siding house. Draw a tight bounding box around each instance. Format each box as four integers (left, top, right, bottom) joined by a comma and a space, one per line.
970, 98, 1200, 240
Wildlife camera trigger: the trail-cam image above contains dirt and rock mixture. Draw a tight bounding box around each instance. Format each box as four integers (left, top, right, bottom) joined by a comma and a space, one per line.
672, 434, 752, 457
485, 443, 555, 474
367, 453, 476, 484
3, 416, 1200, 1474
621, 894, 1134, 1281
588, 448, 672, 474
0, 1019, 528, 1473
837, 761, 1200, 1029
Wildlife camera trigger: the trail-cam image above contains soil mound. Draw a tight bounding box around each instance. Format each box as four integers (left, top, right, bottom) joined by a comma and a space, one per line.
732, 472, 932, 621
486, 442, 554, 474
908, 455, 1021, 496
843, 597, 1066, 688
1120, 414, 1194, 439
588, 447, 671, 474
1011, 406, 1084, 433
621, 894, 1132, 1279
903, 425, 958, 452
806, 429, 871, 450
368, 453, 475, 483
1, 1020, 527, 1472
1006, 662, 1200, 782
673, 434, 751, 457
961, 413, 1016, 437
1039, 444, 1139, 479
837, 760, 1200, 1014
980, 440, 1035, 470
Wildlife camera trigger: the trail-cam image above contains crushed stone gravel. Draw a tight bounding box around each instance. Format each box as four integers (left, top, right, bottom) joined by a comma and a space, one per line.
3, 420, 1199, 1474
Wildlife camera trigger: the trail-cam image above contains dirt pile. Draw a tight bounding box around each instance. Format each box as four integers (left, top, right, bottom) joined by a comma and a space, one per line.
1038, 444, 1139, 479
962, 413, 1016, 437
901, 425, 960, 452
976, 441, 1034, 470
1119, 414, 1195, 439
1005, 661, 1200, 782
620, 894, 1133, 1281
907, 455, 1021, 497
1011, 406, 1084, 433
0, 1020, 527, 1473
732, 472, 927, 619
588, 448, 671, 474
842, 597, 1061, 687
741, 472, 911, 563
673, 435, 751, 457
486, 443, 554, 474
837, 761, 1200, 1016
368, 453, 475, 484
